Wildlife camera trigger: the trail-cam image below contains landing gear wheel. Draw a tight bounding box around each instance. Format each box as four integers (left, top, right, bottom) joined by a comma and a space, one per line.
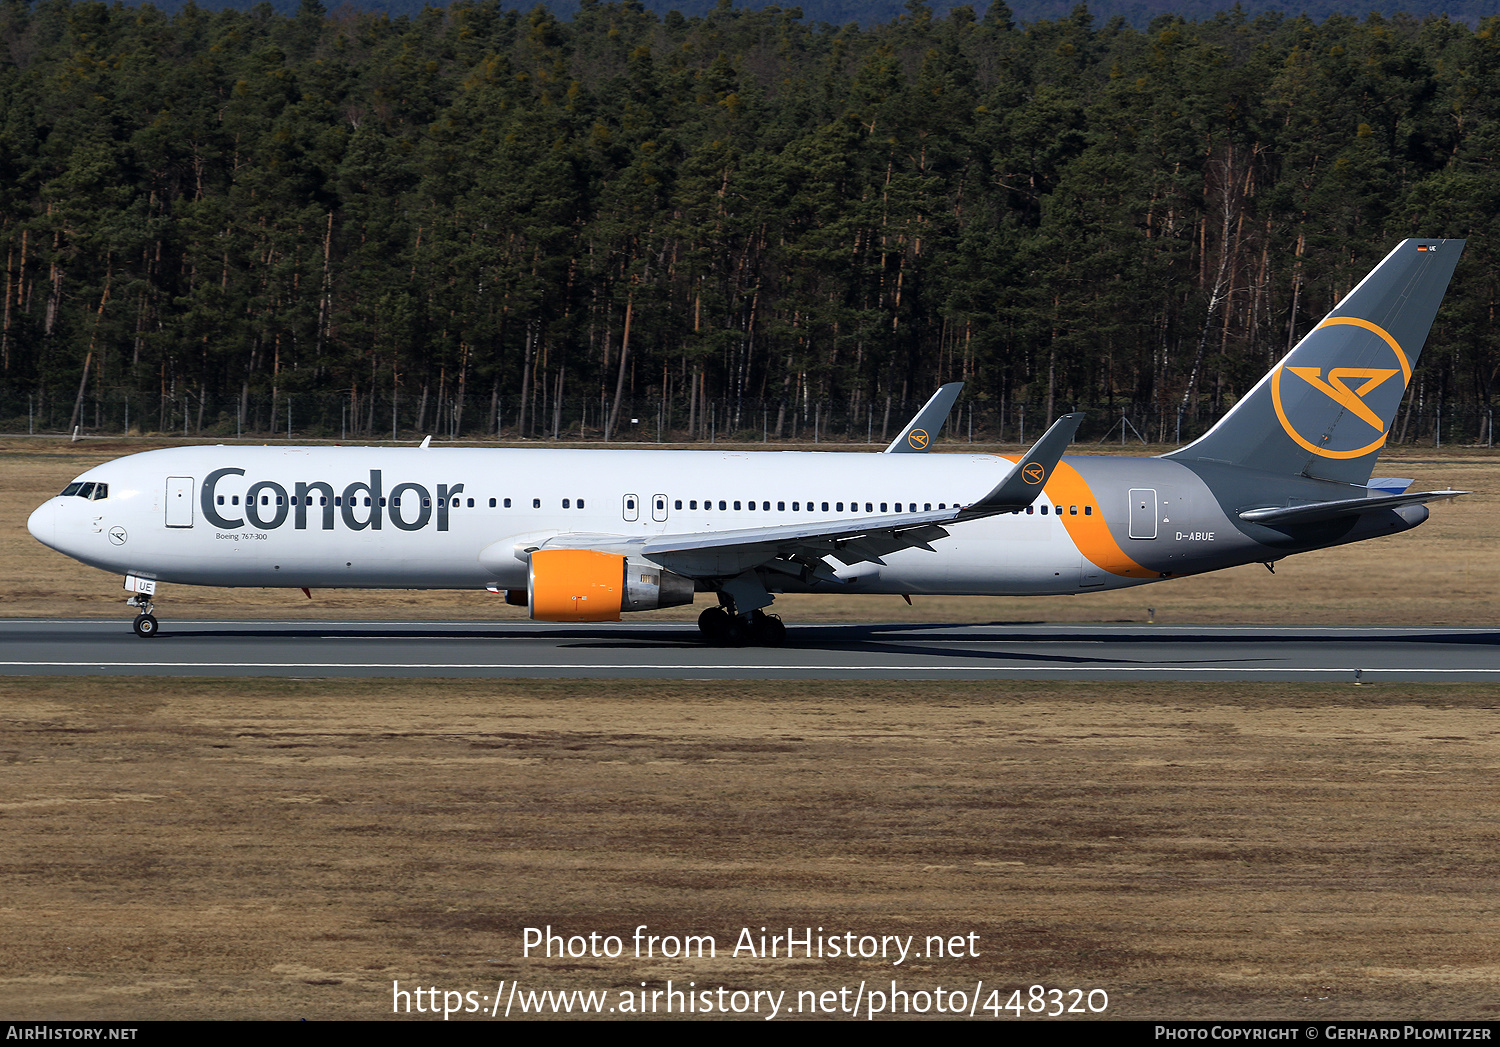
698, 606, 731, 644
750, 611, 786, 647
132, 614, 159, 639
723, 615, 749, 647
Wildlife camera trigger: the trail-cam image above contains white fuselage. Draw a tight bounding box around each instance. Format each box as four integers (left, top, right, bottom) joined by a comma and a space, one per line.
27, 445, 1193, 598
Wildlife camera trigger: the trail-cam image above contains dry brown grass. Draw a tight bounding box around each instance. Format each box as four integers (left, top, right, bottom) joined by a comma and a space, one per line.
4, 677, 1500, 1020
3, 436, 1495, 625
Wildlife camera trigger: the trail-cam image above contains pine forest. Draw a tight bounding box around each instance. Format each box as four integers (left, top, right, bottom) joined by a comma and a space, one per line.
2, 0, 1499, 445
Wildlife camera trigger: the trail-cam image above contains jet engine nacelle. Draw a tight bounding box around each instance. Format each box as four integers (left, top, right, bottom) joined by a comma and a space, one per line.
525, 548, 696, 622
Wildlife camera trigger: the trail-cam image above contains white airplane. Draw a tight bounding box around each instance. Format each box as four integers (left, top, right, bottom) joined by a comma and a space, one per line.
27, 239, 1468, 644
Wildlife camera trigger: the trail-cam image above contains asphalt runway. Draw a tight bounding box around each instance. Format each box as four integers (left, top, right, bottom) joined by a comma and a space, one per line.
1, 618, 1499, 680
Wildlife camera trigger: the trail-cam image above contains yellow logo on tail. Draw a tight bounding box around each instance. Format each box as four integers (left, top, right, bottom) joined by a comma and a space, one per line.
1271, 317, 1412, 460
1284, 367, 1399, 430
907, 429, 929, 449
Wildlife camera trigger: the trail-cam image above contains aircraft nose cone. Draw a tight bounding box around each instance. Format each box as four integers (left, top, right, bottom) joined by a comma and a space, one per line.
27, 500, 56, 548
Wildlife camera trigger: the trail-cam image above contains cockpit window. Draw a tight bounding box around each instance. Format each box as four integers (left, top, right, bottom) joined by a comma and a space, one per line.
58, 482, 107, 499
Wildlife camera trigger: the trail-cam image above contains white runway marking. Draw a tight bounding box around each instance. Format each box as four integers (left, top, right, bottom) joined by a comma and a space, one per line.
0, 661, 1496, 676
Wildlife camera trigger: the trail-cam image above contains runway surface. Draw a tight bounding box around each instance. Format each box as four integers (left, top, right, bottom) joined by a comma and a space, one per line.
1, 618, 1499, 680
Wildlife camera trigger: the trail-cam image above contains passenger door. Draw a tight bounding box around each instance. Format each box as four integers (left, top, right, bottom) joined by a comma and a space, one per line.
166, 477, 194, 528
1128, 488, 1157, 539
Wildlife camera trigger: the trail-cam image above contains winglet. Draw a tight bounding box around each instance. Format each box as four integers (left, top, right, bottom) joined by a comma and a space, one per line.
959, 412, 1085, 518
885, 382, 964, 452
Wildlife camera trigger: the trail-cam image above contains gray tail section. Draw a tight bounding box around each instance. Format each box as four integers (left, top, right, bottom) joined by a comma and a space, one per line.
1165, 239, 1464, 485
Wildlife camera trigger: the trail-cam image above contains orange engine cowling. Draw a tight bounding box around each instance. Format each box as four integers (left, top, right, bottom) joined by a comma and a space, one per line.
526, 549, 697, 622
528, 549, 626, 622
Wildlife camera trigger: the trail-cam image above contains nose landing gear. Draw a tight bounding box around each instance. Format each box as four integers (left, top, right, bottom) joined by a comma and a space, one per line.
127, 593, 159, 638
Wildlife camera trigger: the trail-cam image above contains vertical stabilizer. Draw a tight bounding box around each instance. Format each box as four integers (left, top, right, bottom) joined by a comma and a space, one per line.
1166, 239, 1464, 484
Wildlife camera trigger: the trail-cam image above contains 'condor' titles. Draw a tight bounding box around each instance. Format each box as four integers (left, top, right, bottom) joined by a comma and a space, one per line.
201, 468, 466, 532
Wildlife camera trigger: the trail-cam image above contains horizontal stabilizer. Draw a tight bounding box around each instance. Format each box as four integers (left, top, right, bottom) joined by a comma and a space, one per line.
959, 412, 1085, 519
885, 382, 963, 453
1238, 489, 1467, 526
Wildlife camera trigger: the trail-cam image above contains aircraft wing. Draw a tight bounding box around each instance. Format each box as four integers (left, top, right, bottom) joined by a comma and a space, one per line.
1238, 489, 1468, 526
640, 509, 961, 578
527, 412, 1087, 582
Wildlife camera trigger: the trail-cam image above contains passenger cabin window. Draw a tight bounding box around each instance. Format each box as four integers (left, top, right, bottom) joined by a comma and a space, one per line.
532, 498, 540, 509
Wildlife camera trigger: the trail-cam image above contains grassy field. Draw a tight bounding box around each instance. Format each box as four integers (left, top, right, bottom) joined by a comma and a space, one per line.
2, 435, 1495, 625
4, 677, 1500, 1020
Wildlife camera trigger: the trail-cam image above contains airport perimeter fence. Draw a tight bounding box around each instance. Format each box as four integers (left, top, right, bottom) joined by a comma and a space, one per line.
1, 388, 1496, 449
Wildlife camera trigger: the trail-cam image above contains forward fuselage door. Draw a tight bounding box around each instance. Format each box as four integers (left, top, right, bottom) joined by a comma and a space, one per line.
166, 477, 194, 528
1128, 488, 1158, 539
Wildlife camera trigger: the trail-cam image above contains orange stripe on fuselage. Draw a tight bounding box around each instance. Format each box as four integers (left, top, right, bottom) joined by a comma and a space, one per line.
997, 456, 1151, 578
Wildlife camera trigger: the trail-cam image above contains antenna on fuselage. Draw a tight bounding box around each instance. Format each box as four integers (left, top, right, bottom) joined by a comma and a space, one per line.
419, 436, 432, 449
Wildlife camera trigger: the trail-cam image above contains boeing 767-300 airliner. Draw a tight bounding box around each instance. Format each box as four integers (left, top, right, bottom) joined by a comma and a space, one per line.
27, 239, 1468, 644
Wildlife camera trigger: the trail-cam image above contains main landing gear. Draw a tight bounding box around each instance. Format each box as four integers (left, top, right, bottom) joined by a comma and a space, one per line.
128, 594, 159, 638
697, 606, 786, 647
